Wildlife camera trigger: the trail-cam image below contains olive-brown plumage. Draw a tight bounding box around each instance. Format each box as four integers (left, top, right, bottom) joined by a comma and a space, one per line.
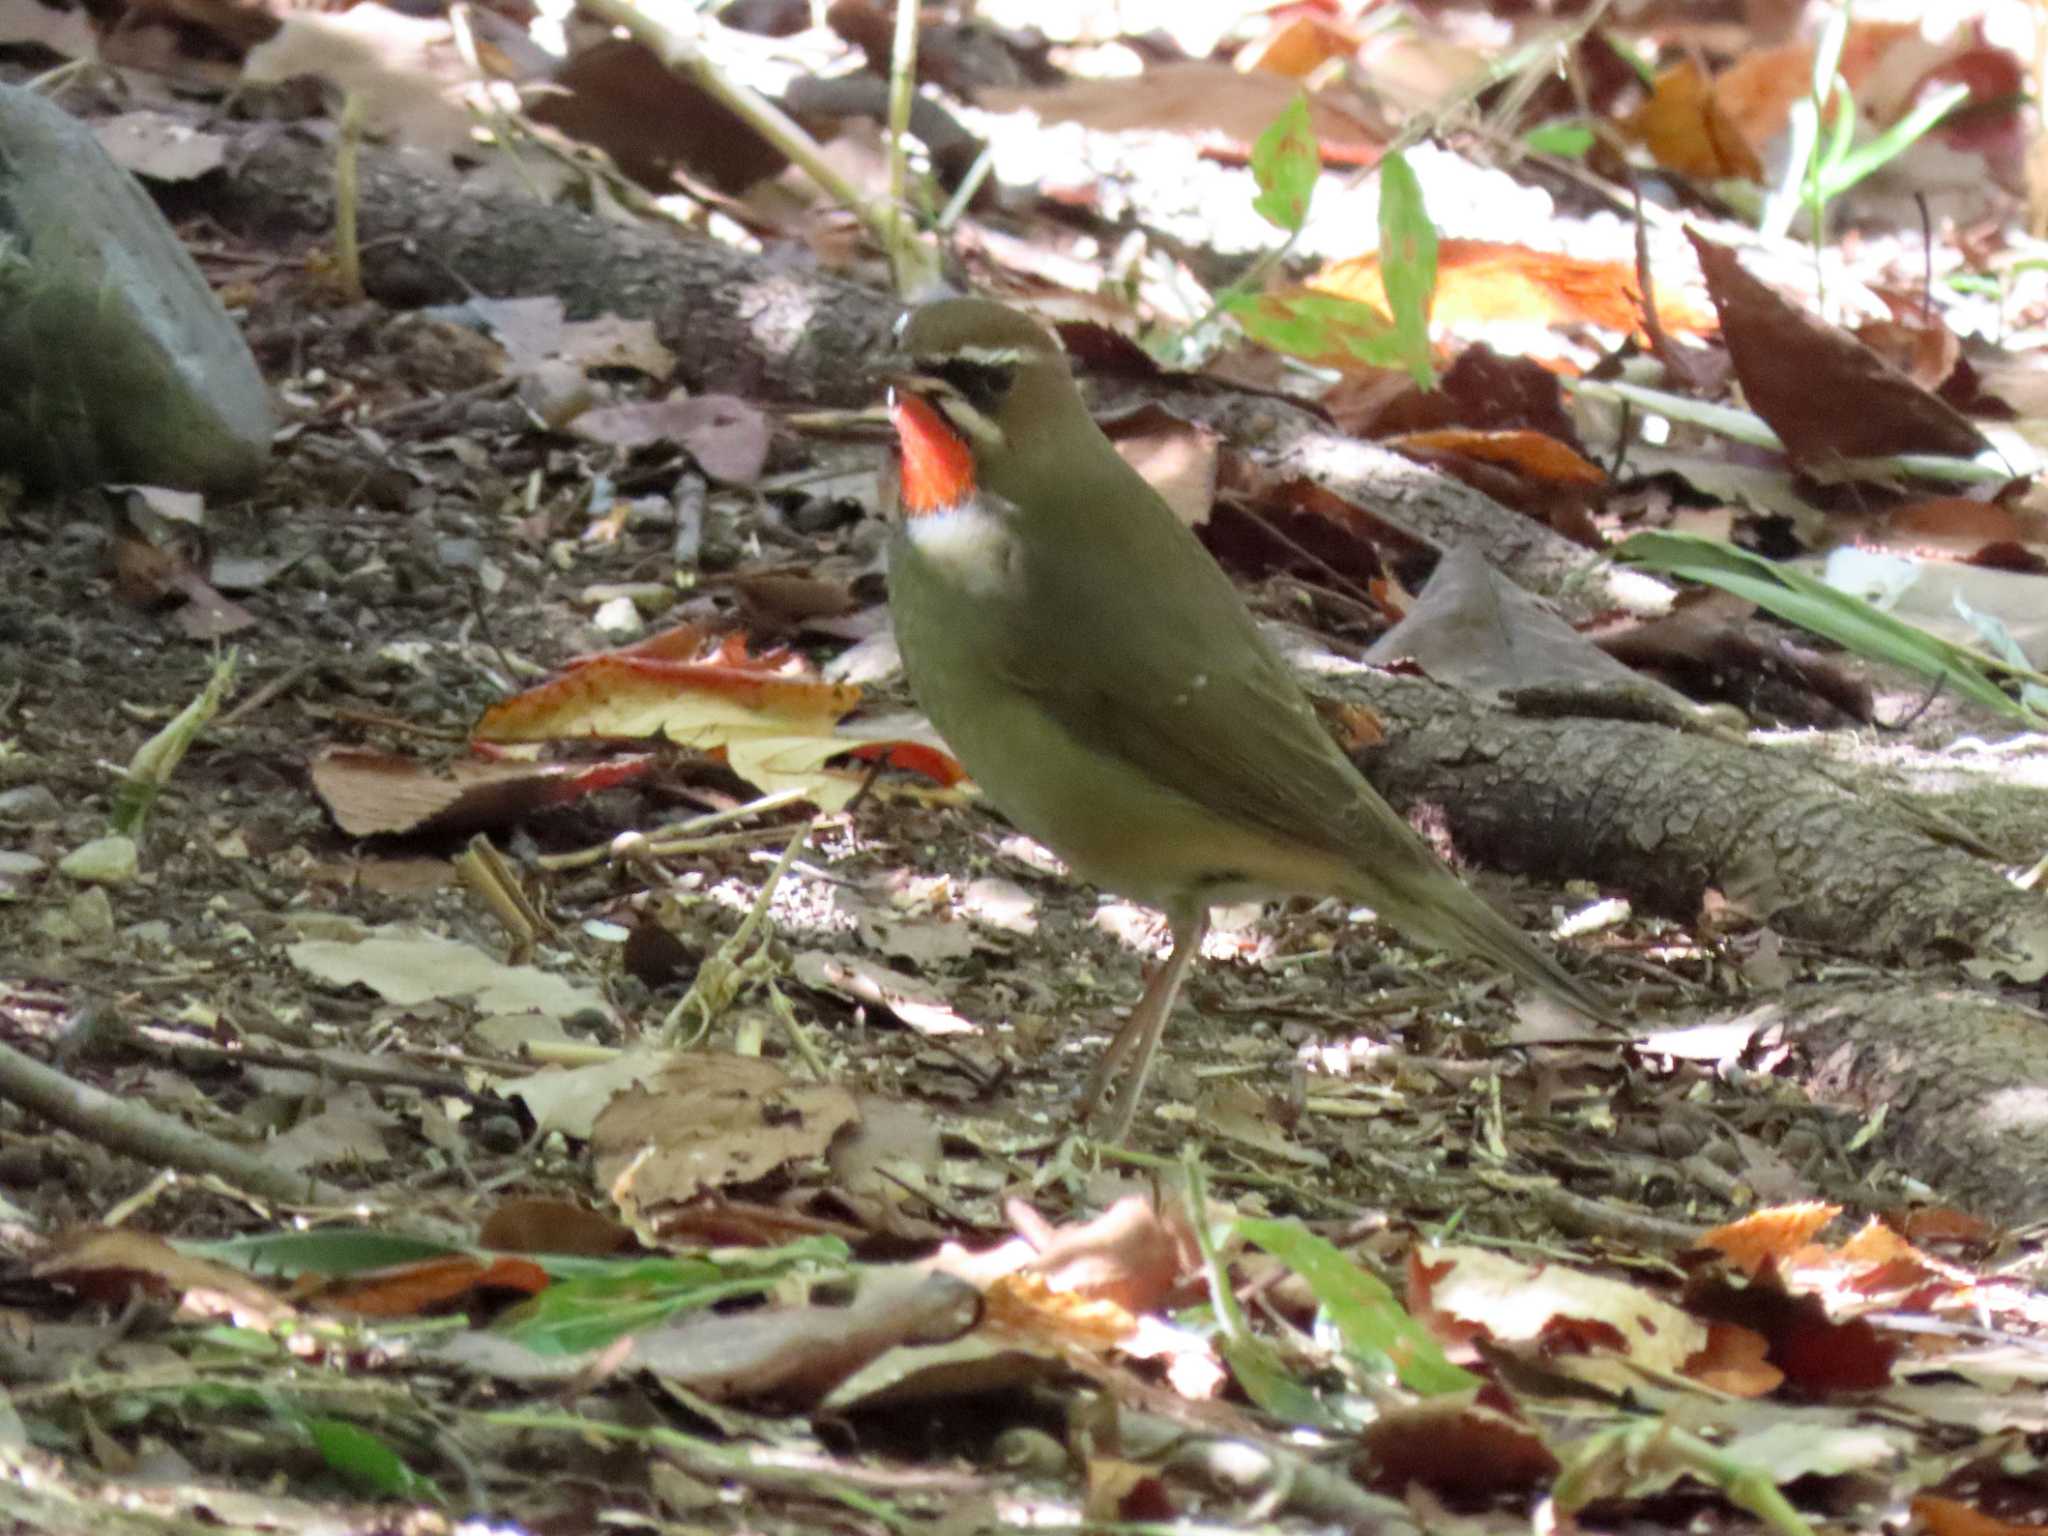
885, 298, 1613, 1138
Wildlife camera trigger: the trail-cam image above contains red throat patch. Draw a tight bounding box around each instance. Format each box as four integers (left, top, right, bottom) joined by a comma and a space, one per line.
890, 392, 976, 517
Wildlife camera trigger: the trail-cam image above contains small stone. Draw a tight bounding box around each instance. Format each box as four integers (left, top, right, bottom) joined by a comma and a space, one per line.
0, 784, 61, 820
591, 594, 642, 635
59, 834, 139, 884
0, 850, 45, 900
69, 885, 115, 938
0, 84, 275, 491
33, 909, 78, 941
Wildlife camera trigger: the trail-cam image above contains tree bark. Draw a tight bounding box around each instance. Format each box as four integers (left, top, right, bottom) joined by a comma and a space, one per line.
1316, 657, 2048, 980
1769, 985, 2048, 1225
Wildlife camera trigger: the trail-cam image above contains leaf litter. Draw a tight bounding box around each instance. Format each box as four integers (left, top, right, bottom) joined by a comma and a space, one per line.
9, 0, 2048, 1530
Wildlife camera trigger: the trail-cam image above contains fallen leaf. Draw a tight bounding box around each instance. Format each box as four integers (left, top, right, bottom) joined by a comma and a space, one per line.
980, 62, 1381, 166
473, 630, 886, 808
94, 110, 227, 181
1312, 239, 1716, 339
309, 748, 656, 837
1627, 58, 1764, 181
569, 395, 771, 484
592, 1053, 860, 1218
289, 928, 609, 1021
34, 1229, 296, 1330
1686, 227, 1989, 466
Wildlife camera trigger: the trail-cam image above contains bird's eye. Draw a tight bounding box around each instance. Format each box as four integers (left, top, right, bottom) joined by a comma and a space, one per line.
926, 357, 1016, 419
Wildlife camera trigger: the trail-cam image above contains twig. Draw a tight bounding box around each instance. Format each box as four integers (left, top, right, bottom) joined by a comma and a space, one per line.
536, 789, 811, 871
0, 1038, 350, 1206
216, 662, 311, 728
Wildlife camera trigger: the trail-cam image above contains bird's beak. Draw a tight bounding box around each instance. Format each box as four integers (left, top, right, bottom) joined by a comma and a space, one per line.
882, 370, 946, 407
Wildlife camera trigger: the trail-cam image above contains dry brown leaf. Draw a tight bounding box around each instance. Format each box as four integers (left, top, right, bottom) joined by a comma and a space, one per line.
33, 1229, 295, 1330
93, 110, 227, 181
478, 1197, 639, 1257
1012, 1194, 1200, 1315
527, 37, 788, 194
1683, 1319, 1785, 1397
311, 1254, 550, 1317
1384, 429, 1606, 487
1698, 1202, 1843, 1274
1409, 1243, 1708, 1391
1233, 12, 1360, 80
1627, 58, 1764, 181
1355, 1398, 1559, 1498
1687, 228, 1989, 465
569, 395, 770, 483
309, 748, 657, 837
473, 630, 874, 808
790, 952, 983, 1036
239, 5, 531, 176
592, 1053, 860, 1220
1913, 1494, 2048, 1536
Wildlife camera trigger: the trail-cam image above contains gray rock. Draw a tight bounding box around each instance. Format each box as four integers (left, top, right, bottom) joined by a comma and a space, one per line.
0, 85, 275, 492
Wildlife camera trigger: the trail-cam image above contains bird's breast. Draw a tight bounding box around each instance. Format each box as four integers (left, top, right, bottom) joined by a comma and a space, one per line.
896, 497, 1023, 601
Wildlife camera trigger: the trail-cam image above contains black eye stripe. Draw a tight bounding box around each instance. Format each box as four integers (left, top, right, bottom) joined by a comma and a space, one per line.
923, 358, 1015, 418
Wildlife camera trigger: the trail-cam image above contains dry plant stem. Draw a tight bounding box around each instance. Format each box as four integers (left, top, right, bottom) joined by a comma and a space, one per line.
660, 814, 818, 1045
526, 1038, 623, 1067
575, 0, 890, 249
334, 88, 365, 301
455, 833, 550, 959
642, 825, 810, 859
146, 1036, 477, 1097
767, 980, 827, 1079
884, 0, 923, 295
216, 661, 311, 727
537, 788, 809, 871
0, 1038, 350, 1206
24, 57, 93, 93
1499, 1175, 1706, 1249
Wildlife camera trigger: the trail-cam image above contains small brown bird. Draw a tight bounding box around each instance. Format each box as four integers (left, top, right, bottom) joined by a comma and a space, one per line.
885, 298, 1614, 1139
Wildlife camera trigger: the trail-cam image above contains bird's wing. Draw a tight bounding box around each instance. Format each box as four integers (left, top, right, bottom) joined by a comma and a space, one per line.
993, 464, 1415, 874
973, 458, 1614, 1022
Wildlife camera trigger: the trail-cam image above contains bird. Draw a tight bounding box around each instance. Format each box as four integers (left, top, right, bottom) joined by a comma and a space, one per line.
883, 297, 1615, 1141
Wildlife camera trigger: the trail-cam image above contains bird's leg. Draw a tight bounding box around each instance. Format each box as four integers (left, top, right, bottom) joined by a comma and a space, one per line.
1079, 907, 1210, 1142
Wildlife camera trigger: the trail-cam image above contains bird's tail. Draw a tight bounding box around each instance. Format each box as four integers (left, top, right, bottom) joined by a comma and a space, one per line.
1354, 855, 1618, 1027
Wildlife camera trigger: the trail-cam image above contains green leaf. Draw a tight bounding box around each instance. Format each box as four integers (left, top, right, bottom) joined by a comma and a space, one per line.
1218, 1333, 1346, 1428
1611, 531, 2048, 727
1251, 92, 1319, 233
498, 1239, 852, 1355
305, 1418, 440, 1500
1602, 31, 1657, 87
1819, 81, 1969, 198
1523, 121, 1594, 157
1376, 150, 1438, 389
1223, 289, 1402, 367
186, 1229, 473, 1277
1817, 81, 1859, 183
1236, 1219, 1478, 1397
